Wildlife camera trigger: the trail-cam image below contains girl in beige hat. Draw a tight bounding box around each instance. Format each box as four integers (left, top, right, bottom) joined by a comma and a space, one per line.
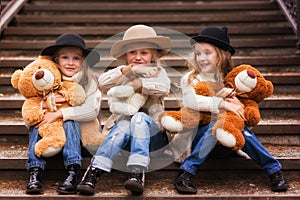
77, 24, 172, 195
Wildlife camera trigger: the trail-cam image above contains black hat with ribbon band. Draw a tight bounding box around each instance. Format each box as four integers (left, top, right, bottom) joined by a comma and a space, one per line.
191, 26, 236, 55
40, 33, 100, 67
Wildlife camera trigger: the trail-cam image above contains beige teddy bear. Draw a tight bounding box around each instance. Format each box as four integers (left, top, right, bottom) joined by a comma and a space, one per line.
11, 56, 86, 157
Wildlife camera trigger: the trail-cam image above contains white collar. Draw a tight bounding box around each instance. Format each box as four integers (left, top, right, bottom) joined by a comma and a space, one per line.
62, 71, 83, 82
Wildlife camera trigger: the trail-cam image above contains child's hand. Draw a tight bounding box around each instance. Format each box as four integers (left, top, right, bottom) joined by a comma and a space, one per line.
35, 111, 63, 128
42, 94, 66, 109
126, 79, 142, 93
132, 65, 160, 78
219, 97, 246, 121
54, 94, 66, 107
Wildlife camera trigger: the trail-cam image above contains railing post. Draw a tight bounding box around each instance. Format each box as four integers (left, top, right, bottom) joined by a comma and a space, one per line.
276, 0, 300, 55
296, 0, 300, 54
0, 0, 28, 36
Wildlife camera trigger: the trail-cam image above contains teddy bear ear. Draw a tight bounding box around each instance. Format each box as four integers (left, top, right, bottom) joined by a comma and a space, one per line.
264, 80, 274, 97
11, 69, 23, 89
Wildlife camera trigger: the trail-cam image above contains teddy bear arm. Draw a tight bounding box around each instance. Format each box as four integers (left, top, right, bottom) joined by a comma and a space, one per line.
242, 99, 261, 127
22, 98, 44, 125
159, 107, 210, 132
60, 81, 86, 106
213, 111, 245, 150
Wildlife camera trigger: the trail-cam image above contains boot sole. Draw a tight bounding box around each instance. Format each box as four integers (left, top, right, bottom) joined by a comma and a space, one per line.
76, 184, 95, 195
124, 180, 144, 194
56, 188, 78, 194
174, 183, 197, 194
26, 188, 44, 194
271, 184, 289, 192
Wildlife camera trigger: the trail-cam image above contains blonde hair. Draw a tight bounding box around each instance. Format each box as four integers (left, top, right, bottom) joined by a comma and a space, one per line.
187, 44, 234, 85
78, 60, 99, 92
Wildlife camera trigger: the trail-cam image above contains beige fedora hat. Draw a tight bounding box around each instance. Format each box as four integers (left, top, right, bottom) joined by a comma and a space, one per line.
110, 24, 172, 58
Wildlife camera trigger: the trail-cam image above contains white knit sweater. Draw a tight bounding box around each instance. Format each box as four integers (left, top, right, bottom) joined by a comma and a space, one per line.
60, 72, 102, 122
181, 71, 223, 114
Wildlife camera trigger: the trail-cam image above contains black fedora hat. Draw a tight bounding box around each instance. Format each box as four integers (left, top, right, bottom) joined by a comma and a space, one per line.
40, 33, 100, 67
191, 27, 236, 55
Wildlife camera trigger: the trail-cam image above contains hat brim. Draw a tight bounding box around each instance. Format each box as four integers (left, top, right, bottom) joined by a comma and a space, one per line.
110, 36, 171, 58
191, 35, 235, 55
40, 44, 100, 67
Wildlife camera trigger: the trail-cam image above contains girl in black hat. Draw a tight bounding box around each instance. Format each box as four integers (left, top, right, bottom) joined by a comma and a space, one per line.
173, 27, 288, 194
25, 33, 101, 195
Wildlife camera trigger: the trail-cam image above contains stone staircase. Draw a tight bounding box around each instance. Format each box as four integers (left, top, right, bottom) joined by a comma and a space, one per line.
0, 0, 299, 199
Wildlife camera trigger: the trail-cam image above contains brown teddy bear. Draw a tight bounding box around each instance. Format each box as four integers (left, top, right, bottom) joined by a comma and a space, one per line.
11, 56, 86, 157
159, 64, 273, 151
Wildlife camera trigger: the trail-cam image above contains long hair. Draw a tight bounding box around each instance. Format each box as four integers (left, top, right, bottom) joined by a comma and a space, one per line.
78, 60, 99, 92
187, 44, 234, 85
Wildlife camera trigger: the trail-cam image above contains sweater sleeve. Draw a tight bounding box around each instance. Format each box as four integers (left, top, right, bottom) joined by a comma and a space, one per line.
60, 80, 102, 122
98, 65, 130, 93
140, 67, 171, 96
181, 72, 223, 113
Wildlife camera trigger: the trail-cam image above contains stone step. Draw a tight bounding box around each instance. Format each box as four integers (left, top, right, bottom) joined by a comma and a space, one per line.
2, 25, 293, 38
1, 56, 300, 72
2, 71, 300, 94
0, 170, 299, 199
0, 143, 299, 170
1, 117, 299, 141
1, 93, 299, 112
1, 54, 299, 67
1, 38, 296, 50
22, 0, 278, 13
0, 143, 299, 198
14, 11, 285, 24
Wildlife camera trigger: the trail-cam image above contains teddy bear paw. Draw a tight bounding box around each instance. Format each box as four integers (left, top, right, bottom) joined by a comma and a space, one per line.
40, 147, 62, 157
215, 128, 236, 148
160, 116, 183, 132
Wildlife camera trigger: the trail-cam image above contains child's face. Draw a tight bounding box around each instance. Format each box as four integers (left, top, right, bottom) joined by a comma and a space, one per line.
194, 42, 218, 73
56, 46, 83, 77
125, 48, 153, 66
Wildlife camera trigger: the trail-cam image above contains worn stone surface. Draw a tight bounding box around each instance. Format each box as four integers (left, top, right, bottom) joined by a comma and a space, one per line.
0, 170, 299, 199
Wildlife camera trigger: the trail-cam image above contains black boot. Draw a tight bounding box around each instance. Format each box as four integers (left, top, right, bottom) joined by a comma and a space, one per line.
76, 165, 104, 195
270, 170, 288, 192
26, 167, 44, 194
124, 166, 145, 195
174, 170, 197, 194
57, 164, 81, 194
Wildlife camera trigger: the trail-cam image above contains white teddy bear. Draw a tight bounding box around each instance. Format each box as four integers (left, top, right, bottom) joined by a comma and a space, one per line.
107, 85, 148, 116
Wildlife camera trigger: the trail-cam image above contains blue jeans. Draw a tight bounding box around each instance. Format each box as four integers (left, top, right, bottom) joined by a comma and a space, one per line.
26, 120, 82, 170
91, 112, 161, 172
180, 121, 282, 176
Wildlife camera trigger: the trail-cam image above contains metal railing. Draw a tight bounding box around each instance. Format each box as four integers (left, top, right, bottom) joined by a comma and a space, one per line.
0, 0, 28, 36
276, 0, 300, 54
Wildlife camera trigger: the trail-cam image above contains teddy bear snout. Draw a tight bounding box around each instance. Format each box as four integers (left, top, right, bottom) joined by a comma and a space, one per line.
32, 69, 55, 91
234, 69, 257, 92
